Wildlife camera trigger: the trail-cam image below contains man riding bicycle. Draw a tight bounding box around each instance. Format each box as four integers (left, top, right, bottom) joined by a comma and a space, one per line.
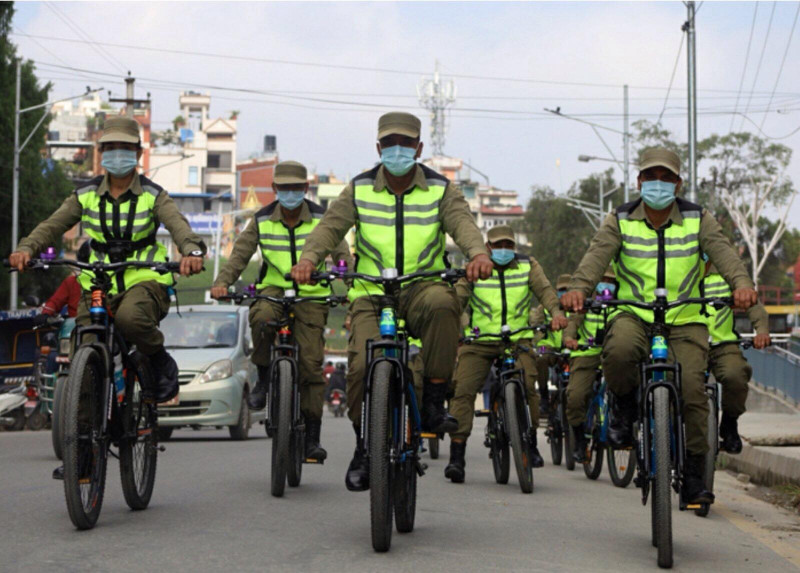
10, 116, 205, 403
291, 111, 493, 492
561, 147, 758, 505
531, 273, 571, 415
445, 224, 567, 482
211, 160, 352, 461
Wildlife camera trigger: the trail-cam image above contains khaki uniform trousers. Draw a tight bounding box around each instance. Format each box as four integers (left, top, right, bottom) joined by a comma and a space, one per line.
346, 281, 461, 426
709, 343, 751, 418
75, 280, 170, 356
449, 340, 540, 442
602, 312, 710, 455
249, 286, 328, 421
566, 354, 602, 427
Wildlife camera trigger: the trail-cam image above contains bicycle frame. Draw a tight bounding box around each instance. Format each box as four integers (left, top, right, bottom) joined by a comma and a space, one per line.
585, 372, 608, 445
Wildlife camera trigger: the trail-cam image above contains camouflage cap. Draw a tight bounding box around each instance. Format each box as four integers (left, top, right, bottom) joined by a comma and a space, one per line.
557, 274, 572, 290
273, 161, 308, 185
487, 224, 516, 245
377, 111, 421, 140
99, 116, 141, 145
639, 147, 681, 177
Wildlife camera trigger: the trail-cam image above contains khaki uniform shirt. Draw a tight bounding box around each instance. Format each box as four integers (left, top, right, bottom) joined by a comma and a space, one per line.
299, 164, 488, 266
17, 173, 205, 257
569, 200, 754, 296
213, 201, 353, 289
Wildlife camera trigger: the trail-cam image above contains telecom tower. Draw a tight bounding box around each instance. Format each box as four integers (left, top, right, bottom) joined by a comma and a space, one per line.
417, 61, 456, 156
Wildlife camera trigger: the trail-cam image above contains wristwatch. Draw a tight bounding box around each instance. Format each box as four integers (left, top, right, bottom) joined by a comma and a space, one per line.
188, 250, 203, 257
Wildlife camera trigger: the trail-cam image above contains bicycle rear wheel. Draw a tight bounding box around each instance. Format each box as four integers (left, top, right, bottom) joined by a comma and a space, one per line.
369, 361, 394, 552
548, 412, 563, 466
428, 436, 440, 459
652, 386, 673, 569
504, 382, 533, 493
561, 393, 575, 471
489, 398, 510, 484
583, 408, 604, 480
51, 373, 67, 460
696, 393, 717, 518
271, 361, 292, 497
607, 447, 636, 488
119, 352, 158, 510
62, 346, 108, 530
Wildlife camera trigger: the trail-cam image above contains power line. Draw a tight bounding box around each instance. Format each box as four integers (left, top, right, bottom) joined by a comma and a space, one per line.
759, 2, 800, 130
729, 2, 759, 133
656, 31, 685, 125
739, 1, 776, 130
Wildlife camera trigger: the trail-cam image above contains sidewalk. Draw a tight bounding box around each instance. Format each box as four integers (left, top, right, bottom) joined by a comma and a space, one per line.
718, 383, 800, 488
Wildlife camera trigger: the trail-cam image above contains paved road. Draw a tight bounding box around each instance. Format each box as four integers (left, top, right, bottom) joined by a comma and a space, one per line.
1, 415, 799, 572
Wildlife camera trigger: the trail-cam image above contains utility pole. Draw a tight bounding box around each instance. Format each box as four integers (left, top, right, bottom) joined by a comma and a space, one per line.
124, 75, 135, 118
686, 2, 698, 202
10, 60, 21, 310
417, 60, 456, 156
623, 84, 630, 203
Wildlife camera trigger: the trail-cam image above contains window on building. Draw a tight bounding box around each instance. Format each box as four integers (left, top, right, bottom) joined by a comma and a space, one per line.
188, 166, 198, 186
207, 152, 232, 171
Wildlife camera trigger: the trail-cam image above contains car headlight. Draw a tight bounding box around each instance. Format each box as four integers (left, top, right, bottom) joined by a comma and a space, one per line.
195, 360, 233, 384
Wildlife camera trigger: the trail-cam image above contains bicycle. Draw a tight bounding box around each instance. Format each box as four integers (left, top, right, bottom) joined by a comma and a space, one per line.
463, 324, 547, 494
219, 286, 347, 498
5, 256, 180, 530
310, 266, 465, 552
540, 347, 575, 470
585, 290, 733, 569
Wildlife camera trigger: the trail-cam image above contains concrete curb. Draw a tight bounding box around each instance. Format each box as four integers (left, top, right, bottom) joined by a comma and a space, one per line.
718, 444, 800, 488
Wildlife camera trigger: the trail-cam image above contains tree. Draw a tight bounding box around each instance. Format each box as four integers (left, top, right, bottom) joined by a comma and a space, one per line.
0, 2, 73, 305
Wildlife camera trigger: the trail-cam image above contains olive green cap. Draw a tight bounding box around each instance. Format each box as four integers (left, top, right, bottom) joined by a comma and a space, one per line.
639, 147, 681, 177
273, 161, 308, 185
557, 274, 572, 290
99, 116, 141, 145
377, 111, 421, 140
487, 224, 516, 245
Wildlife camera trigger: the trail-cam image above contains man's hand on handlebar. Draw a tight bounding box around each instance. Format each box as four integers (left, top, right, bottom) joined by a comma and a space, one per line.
466, 253, 493, 282
8, 251, 30, 272
564, 338, 579, 350
291, 259, 316, 285
732, 287, 758, 311
210, 286, 229, 300
753, 332, 771, 349
179, 255, 204, 277
550, 315, 568, 331
561, 290, 585, 313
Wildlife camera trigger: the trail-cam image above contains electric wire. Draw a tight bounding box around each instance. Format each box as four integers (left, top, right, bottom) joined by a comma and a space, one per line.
739, 1, 777, 130
729, 2, 760, 133
759, 1, 800, 130
656, 31, 685, 125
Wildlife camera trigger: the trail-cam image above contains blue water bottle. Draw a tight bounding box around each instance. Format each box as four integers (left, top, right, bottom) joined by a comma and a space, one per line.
379, 307, 396, 338
113, 353, 125, 398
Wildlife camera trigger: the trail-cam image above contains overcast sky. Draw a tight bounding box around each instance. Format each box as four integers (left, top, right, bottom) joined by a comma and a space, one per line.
12, 1, 800, 224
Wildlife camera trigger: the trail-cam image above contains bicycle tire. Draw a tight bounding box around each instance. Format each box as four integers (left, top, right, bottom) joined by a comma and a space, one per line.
270, 361, 292, 497
607, 447, 636, 488
652, 386, 673, 569
287, 424, 303, 488
51, 373, 67, 460
119, 352, 158, 510
369, 361, 394, 552
696, 393, 717, 518
549, 412, 563, 466
62, 346, 108, 530
562, 393, 576, 471
429, 436, 440, 460
504, 382, 533, 493
490, 398, 510, 484
393, 406, 417, 533
583, 406, 604, 480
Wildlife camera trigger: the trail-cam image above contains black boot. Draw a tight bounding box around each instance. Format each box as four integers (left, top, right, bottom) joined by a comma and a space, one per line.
421, 379, 458, 434
529, 430, 544, 468
683, 454, 714, 505
719, 413, 743, 454
52, 465, 64, 480
572, 424, 589, 463
148, 348, 179, 403
305, 418, 327, 461
444, 441, 466, 483
345, 425, 369, 492
247, 365, 269, 410
608, 392, 636, 449
539, 389, 550, 416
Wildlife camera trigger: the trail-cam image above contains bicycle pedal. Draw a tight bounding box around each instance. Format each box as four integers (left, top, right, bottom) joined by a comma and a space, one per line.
78, 478, 91, 484
158, 445, 166, 452
415, 461, 427, 476
685, 503, 702, 510
420, 432, 438, 439
304, 458, 323, 464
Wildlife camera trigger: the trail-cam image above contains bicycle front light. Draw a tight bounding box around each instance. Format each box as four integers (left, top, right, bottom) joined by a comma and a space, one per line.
195, 359, 233, 384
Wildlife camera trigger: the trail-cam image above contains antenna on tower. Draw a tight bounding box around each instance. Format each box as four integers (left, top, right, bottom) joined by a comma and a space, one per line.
417, 60, 456, 157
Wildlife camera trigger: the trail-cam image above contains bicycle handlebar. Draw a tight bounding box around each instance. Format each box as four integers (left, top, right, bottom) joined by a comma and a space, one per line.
218, 291, 348, 307
3, 258, 182, 274
462, 323, 548, 344
584, 295, 733, 313
296, 267, 467, 287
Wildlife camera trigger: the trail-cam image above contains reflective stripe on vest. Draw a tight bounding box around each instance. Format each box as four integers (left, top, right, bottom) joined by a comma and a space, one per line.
703, 273, 738, 344
612, 201, 703, 325
255, 202, 330, 298
76, 180, 170, 294
349, 168, 447, 299
466, 259, 533, 342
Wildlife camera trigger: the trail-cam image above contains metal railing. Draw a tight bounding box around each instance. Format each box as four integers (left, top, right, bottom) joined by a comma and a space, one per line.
744, 344, 800, 407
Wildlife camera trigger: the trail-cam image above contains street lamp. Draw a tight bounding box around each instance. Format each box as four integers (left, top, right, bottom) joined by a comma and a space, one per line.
10, 57, 102, 309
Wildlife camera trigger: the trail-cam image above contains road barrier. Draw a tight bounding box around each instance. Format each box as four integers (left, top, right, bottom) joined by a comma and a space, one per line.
744, 345, 800, 406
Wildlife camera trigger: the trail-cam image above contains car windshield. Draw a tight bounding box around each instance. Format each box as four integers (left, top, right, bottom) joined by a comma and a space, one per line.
161, 312, 239, 349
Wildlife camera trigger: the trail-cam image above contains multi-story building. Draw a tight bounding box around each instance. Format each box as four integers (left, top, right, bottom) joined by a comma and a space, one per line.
47, 93, 103, 163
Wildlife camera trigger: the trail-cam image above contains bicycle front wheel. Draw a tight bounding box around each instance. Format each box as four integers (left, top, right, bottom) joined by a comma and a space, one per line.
548, 411, 563, 466
504, 382, 533, 494
63, 346, 108, 530
287, 424, 304, 488
489, 398, 510, 484
561, 393, 575, 471
369, 361, 394, 552
51, 373, 68, 460
393, 404, 417, 534
652, 386, 673, 569
607, 446, 636, 488
119, 352, 158, 510
271, 361, 292, 497
696, 393, 717, 518
428, 436, 440, 459
583, 406, 604, 480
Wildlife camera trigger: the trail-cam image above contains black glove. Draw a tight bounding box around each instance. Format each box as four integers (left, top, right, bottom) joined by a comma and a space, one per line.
32, 313, 49, 327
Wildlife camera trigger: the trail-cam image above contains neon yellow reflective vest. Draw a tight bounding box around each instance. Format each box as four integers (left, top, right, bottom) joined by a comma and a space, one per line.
76, 175, 171, 295
350, 164, 448, 299
613, 198, 704, 325
255, 200, 330, 298
466, 256, 534, 342
538, 307, 565, 349
702, 272, 737, 344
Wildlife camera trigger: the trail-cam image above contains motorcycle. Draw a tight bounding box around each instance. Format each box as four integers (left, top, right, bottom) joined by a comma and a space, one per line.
327, 388, 347, 417
0, 381, 28, 430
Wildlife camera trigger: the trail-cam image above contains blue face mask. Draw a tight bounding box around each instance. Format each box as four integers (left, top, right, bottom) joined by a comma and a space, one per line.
380, 144, 417, 176
276, 190, 305, 210
490, 248, 515, 266
101, 149, 138, 177
640, 180, 676, 210
596, 282, 616, 295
